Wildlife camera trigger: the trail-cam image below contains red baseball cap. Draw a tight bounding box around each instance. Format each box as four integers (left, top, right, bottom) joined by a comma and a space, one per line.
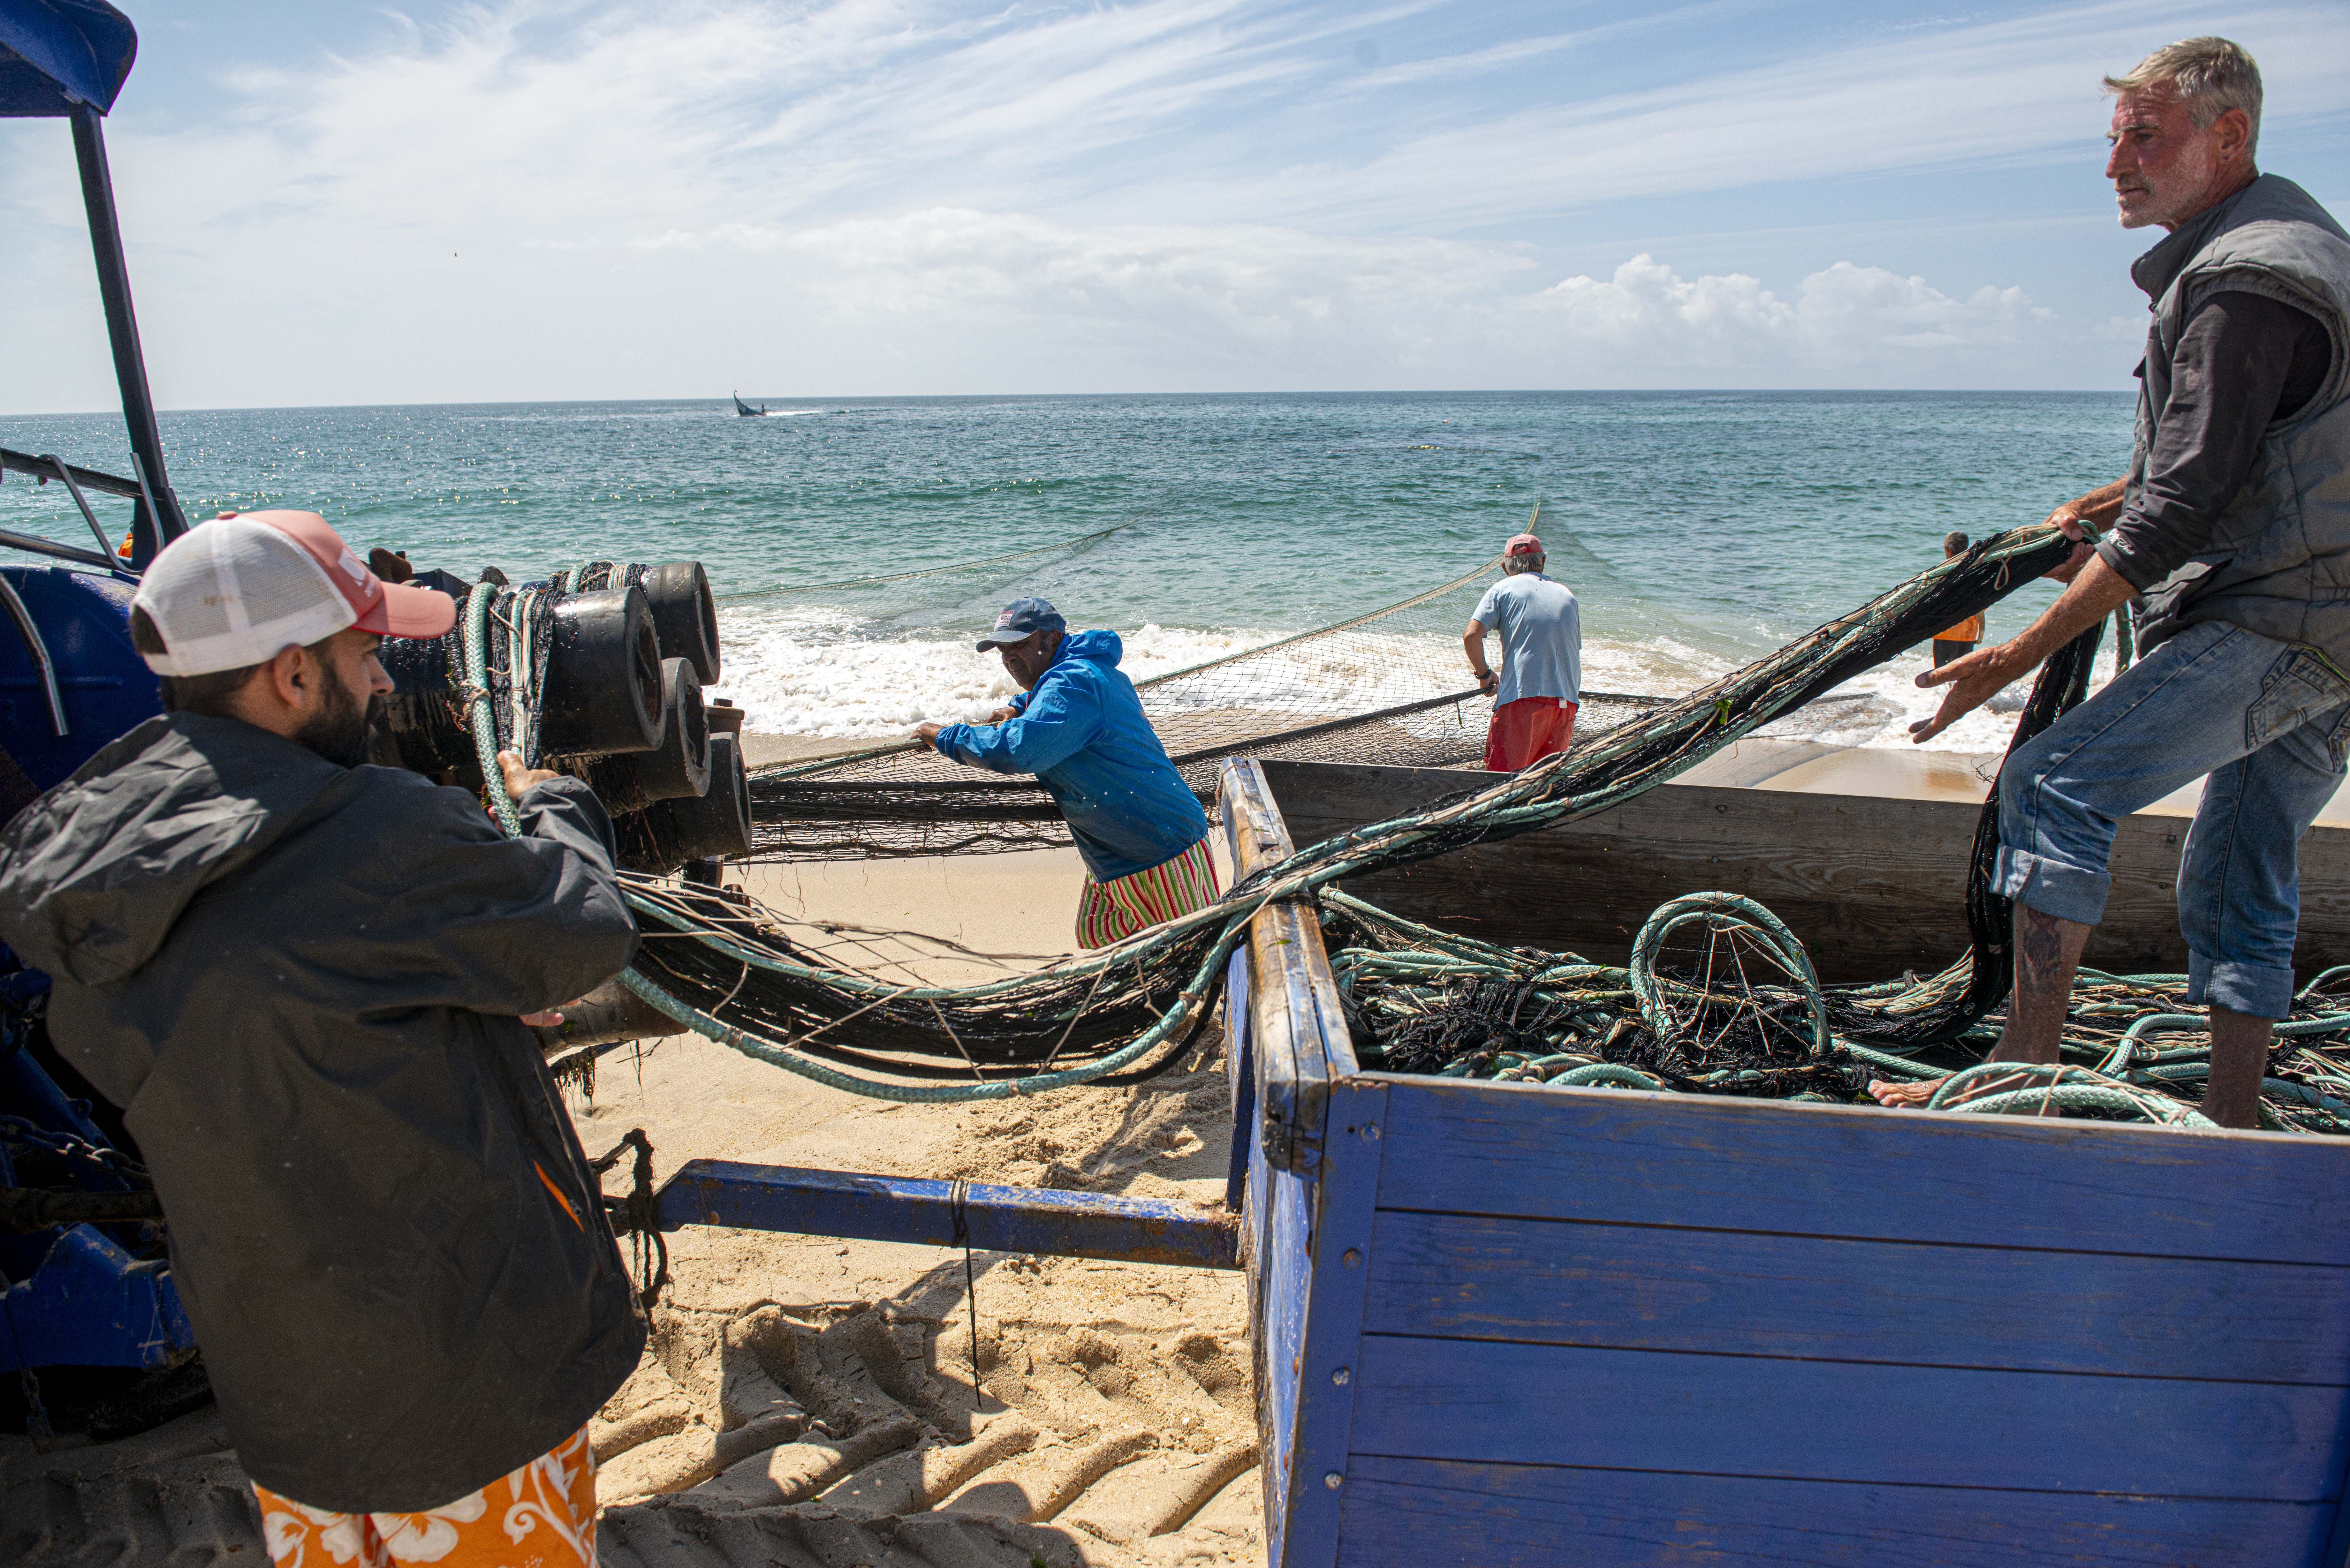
1506, 533, 1544, 556
133, 509, 457, 677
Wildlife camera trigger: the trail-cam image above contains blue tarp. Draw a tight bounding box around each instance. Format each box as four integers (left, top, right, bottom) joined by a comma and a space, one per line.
0, 0, 134, 118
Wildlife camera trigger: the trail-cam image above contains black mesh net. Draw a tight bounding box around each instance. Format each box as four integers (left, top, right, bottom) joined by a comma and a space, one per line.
745, 554, 1666, 859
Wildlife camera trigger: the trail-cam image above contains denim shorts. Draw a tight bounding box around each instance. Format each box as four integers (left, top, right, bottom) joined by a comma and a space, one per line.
1996, 620, 2350, 1018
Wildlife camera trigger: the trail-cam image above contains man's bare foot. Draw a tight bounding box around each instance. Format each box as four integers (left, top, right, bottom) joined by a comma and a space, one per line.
1868, 1067, 2059, 1112
1869, 1076, 1943, 1107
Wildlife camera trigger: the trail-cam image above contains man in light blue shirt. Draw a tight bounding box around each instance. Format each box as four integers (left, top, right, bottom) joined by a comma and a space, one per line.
1463, 532, 1582, 771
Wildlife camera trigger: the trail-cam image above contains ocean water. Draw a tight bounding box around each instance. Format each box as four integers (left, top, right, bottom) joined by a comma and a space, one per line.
0, 392, 2134, 751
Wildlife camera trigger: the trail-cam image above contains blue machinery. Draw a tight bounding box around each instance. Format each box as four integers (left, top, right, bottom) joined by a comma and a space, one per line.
1, 0, 196, 1396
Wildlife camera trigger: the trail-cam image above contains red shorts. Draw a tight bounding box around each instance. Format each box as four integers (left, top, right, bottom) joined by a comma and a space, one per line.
1485, 696, 1577, 772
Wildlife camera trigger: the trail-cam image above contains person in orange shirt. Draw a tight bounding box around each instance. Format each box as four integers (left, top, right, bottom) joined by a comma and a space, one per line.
1931, 531, 1985, 666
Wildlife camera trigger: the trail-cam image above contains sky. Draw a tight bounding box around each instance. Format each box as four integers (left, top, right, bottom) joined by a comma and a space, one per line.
3, 0, 2347, 411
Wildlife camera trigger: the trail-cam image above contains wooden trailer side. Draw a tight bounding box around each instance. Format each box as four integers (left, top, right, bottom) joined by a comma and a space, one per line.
1260, 757, 2350, 983
1220, 759, 1385, 1568
1338, 1079, 2350, 1565
1223, 757, 2350, 1567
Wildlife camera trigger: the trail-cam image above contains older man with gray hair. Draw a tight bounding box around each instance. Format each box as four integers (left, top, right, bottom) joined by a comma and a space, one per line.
1884, 38, 2350, 1127
1464, 532, 1582, 771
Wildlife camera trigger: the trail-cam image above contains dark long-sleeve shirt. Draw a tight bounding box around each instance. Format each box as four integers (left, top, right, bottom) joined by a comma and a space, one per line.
2097, 290, 2331, 592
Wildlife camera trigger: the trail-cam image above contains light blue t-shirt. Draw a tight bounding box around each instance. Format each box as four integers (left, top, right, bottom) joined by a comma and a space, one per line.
1471, 572, 1581, 707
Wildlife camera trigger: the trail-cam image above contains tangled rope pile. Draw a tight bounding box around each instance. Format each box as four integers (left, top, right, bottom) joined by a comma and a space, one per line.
1327, 884, 2350, 1131
460, 520, 2147, 1111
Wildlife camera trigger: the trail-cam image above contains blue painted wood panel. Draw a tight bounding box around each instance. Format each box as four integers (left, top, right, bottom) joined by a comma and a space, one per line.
1334, 1457, 2335, 1567
1279, 1079, 1385, 1567
1254, 1103, 1312, 1566
1350, 1334, 2349, 1499
1377, 1076, 2350, 1266
1365, 1208, 2350, 1381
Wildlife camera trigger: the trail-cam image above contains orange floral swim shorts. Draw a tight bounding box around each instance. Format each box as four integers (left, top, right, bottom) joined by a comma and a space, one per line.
251, 1424, 597, 1568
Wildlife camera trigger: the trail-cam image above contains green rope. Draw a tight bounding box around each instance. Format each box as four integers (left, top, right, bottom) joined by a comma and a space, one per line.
459, 574, 1232, 1101
1628, 892, 1828, 1057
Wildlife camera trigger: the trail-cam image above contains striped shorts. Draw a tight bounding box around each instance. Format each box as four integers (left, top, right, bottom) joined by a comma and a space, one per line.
1073, 837, 1221, 949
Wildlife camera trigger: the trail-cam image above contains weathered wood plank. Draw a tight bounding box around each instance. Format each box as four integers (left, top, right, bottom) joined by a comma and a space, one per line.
1350, 1334, 2348, 1498
1260, 758, 2350, 982
1377, 1075, 2350, 1266
1223, 758, 1329, 1172
1334, 1457, 2334, 1567
1364, 1208, 2350, 1380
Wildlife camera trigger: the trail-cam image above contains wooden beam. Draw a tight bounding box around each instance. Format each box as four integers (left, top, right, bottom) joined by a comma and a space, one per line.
1220, 757, 1331, 1172
1258, 757, 2350, 983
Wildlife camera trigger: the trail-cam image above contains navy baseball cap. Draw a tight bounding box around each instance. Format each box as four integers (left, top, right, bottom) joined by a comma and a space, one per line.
977, 597, 1067, 651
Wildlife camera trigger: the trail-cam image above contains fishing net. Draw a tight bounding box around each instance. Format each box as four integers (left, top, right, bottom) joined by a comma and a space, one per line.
745, 554, 1664, 859
489, 520, 2125, 1107
429, 515, 2350, 1139
1329, 887, 2350, 1133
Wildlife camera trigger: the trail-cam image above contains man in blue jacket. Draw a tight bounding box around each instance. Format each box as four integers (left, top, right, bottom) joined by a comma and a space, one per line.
916, 598, 1218, 947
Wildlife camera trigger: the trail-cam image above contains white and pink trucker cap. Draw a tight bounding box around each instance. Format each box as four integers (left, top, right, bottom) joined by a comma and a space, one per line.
131, 510, 456, 678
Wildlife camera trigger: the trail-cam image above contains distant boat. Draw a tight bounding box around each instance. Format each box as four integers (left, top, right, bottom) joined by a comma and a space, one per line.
732, 391, 767, 417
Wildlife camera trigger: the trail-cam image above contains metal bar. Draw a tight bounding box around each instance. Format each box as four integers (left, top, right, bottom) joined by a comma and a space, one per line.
42, 454, 120, 562
70, 104, 187, 555
0, 528, 118, 572
0, 448, 142, 500
0, 574, 69, 736
126, 451, 162, 575
656, 1158, 1240, 1270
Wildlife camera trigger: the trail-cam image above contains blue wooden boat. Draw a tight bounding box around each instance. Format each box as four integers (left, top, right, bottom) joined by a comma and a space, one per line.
1215, 755, 2350, 1568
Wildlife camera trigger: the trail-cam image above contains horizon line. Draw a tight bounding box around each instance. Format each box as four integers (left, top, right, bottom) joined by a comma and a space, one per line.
1, 386, 2139, 420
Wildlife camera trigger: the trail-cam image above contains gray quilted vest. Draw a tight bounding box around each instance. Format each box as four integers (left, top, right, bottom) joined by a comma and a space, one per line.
2129, 175, 2350, 662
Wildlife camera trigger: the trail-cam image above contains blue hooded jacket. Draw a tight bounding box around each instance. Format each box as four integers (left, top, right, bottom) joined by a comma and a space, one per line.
931, 630, 1209, 882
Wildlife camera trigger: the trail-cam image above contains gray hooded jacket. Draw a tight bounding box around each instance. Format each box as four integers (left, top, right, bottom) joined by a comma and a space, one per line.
2105, 175, 2350, 660
0, 713, 645, 1511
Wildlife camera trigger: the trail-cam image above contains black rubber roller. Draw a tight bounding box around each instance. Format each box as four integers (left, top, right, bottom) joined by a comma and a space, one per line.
372, 625, 474, 780
614, 733, 751, 870
640, 560, 721, 684
631, 658, 712, 802
663, 731, 751, 858
540, 585, 665, 756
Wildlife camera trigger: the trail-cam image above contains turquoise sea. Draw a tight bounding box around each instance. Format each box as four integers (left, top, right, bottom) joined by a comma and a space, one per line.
0, 392, 2134, 748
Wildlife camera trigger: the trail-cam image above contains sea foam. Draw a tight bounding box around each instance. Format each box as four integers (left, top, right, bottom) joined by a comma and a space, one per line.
710, 605, 2068, 754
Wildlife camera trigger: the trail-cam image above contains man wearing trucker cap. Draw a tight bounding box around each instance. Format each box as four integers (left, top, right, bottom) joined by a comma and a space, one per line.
0, 511, 642, 1565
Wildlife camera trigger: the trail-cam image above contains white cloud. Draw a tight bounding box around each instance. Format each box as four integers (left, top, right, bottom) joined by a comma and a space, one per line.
1527, 254, 2048, 369
586, 211, 2078, 388
2, 0, 2338, 408
1225, 1, 2350, 231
